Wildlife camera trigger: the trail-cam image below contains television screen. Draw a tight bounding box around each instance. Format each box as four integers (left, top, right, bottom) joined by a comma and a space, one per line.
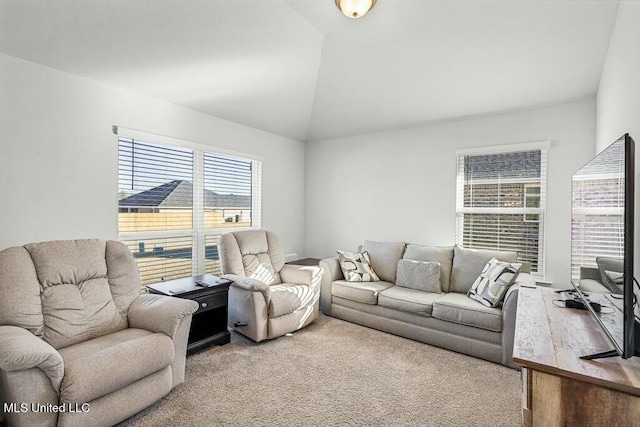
570, 134, 637, 358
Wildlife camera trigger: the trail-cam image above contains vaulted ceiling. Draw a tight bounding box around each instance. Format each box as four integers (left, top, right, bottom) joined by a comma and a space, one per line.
0, 0, 620, 142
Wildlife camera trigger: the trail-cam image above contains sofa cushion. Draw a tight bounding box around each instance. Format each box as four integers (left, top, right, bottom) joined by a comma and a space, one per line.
268, 284, 314, 318
58, 328, 174, 404
403, 244, 454, 292
449, 245, 518, 294
396, 260, 441, 293
432, 293, 502, 332
378, 287, 442, 316
468, 258, 522, 308
331, 280, 394, 305
361, 241, 405, 283
337, 250, 380, 282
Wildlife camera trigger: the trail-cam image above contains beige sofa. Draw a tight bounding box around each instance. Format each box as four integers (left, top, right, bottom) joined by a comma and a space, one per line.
320, 241, 535, 368
0, 239, 199, 427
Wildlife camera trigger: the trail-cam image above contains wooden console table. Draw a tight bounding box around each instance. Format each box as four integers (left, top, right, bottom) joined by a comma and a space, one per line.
513, 286, 640, 426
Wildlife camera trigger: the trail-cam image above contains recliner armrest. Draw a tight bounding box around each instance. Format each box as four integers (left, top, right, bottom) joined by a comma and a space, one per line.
0, 325, 64, 391
224, 274, 271, 293
128, 294, 199, 339
280, 264, 323, 291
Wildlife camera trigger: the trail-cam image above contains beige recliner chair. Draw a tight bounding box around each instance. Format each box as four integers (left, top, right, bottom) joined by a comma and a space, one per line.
0, 239, 198, 427
218, 230, 322, 342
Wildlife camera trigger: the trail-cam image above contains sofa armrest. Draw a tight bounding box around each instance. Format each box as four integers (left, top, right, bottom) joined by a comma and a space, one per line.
128, 294, 198, 339
500, 273, 535, 368
280, 264, 323, 291
319, 257, 343, 315
0, 325, 64, 391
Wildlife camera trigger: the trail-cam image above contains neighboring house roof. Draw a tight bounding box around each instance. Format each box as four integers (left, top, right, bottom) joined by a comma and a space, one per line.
119, 180, 251, 208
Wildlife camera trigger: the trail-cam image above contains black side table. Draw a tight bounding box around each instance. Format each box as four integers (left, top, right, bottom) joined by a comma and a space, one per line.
147, 274, 232, 354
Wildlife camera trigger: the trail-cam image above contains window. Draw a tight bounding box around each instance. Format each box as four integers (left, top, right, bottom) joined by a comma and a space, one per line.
455, 143, 549, 276
570, 142, 625, 280
117, 131, 261, 287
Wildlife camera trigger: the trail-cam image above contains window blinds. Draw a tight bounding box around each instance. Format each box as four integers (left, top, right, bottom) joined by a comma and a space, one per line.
455, 148, 548, 276
203, 153, 253, 229
121, 236, 194, 285
118, 138, 194, 232
117, 135, 262, 287
570, 143, 625, 279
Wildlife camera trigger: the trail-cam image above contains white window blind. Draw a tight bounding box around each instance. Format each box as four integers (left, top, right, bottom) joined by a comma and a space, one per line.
117, 134, 262, 288
571, 142, 625, 280
118, 139, 194, 231
455, 146, 548, 276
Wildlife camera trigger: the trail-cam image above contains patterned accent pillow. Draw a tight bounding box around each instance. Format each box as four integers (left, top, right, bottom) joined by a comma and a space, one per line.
337, 250, 380, 282
467, 258, 522, 307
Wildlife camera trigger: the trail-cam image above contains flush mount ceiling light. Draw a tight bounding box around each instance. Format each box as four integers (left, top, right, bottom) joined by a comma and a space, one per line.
335, 0, 377, 19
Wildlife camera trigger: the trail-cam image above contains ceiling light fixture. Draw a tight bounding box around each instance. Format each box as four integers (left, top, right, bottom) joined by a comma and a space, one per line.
335, 0, 376, 19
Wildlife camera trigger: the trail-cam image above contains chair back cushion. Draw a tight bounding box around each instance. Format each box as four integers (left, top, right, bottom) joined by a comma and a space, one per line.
219, 230, 285, 285
0, 239, 141, 349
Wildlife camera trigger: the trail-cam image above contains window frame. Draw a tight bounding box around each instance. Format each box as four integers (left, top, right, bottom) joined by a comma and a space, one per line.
455, 141, 550, 278
114, 126, 262, 283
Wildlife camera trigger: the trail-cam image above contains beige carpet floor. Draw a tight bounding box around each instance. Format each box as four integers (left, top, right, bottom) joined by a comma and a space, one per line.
119, 315, 521, 426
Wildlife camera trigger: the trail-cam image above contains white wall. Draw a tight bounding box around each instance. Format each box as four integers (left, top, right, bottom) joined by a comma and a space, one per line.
596, 0, 640, 274
596, 1, 640, 152
0, 53, 306, 257
305, 99, 596, 285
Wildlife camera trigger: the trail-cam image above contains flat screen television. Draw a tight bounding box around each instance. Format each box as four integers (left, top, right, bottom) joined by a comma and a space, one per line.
571, 133, 638, 359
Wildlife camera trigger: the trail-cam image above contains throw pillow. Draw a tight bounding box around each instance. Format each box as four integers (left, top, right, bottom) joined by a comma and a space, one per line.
396, 259, 442, 293
403, 244, 454, 292
337, 250, 380, 282
467, 258, 522, 308
596, 257, 624, 294
450, 245, 518, 294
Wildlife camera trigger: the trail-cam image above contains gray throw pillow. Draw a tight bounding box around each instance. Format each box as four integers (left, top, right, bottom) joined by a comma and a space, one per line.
337, 250, 380, 282
396, 259, 441, 293
467, 258, 522, 307
403, 244, 454, 292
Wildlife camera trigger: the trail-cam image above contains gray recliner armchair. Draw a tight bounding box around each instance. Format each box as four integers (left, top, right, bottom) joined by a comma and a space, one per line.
218, 230, 322, 342
0, 239, 198, 427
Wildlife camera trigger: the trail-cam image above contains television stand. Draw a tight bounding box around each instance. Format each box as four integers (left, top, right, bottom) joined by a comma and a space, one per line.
513, 287, 640, 426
